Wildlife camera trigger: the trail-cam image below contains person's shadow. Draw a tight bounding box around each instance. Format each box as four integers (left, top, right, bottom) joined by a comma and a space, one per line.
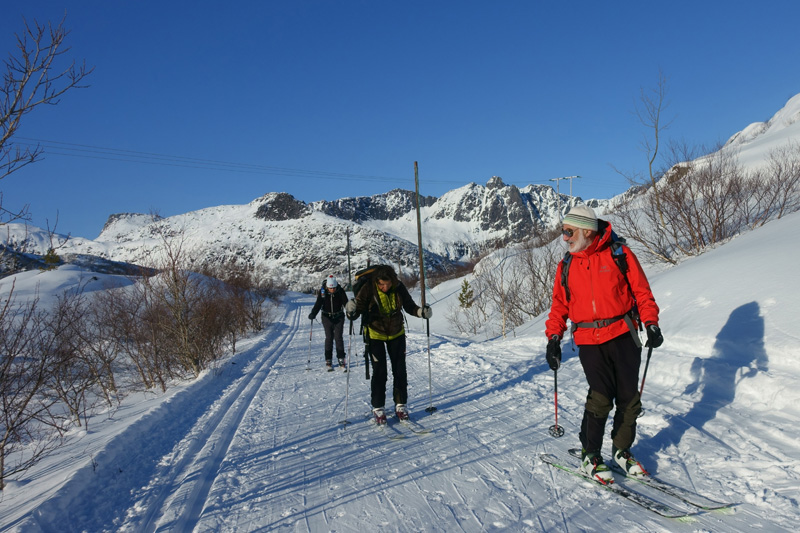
638, 302, 768, 470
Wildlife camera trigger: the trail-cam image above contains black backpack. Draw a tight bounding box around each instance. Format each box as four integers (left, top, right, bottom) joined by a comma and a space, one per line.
351, 264, 390, 299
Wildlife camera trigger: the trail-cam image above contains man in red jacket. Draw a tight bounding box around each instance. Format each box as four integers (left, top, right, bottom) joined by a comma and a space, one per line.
545, 204, 663, 484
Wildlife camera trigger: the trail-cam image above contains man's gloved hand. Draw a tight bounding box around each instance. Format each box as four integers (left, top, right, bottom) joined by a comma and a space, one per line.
546, 335, 562, 371
417, 305, 433, 319
308, 313, 316, 320
645, 324, 663, 348
345, 300, 358, 320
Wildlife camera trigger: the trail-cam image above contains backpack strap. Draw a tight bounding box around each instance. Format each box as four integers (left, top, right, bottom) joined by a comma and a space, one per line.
560, 251, 573, 302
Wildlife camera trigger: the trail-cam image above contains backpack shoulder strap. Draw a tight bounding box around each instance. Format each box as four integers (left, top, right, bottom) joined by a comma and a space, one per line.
560, 251, 573, 302
608, 232, 631, 287
610, 239, 628, 275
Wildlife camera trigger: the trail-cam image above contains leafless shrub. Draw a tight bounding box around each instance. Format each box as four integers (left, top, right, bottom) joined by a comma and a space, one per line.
755, 142, 800, 223
616, 143, 800, 264
44, 289, 98, 429
0, 285, 69, 490
81, 288, 128, 406
472, 249, 526, 338
515, 228, 562, 318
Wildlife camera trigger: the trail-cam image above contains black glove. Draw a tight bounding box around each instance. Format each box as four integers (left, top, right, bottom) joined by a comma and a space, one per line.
308, 313, 316, 320
546, 335, 561, 371
645, 324, 663, 348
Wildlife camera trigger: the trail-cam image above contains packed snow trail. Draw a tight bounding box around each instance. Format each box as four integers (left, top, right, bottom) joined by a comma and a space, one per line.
5, 286, 799, 532
134, 298, 305, 531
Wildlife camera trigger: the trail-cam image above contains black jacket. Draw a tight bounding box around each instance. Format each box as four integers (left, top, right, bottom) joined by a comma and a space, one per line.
310, 286, 349, 319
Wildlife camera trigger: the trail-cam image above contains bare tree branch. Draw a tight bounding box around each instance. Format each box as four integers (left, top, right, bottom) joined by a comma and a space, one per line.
1, 15, 93, 222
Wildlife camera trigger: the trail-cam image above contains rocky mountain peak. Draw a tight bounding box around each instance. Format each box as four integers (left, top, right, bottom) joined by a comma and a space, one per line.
253, 193, 311, 221
486, 176, 506, 190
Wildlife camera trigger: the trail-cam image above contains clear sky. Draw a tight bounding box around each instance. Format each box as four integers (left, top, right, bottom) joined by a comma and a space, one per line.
3, 0, 799, 239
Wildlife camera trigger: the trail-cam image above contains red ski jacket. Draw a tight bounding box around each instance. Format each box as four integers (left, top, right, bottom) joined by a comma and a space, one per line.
545, 221, 659, 345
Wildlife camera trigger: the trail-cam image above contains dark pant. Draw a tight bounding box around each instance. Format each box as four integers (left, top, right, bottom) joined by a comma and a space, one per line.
578, 333, 642, 454
321, 315, 345, 361
369, 335, 407, 409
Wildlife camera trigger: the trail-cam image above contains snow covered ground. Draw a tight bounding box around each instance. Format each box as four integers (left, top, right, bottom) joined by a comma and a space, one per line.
1, 209, 800, 532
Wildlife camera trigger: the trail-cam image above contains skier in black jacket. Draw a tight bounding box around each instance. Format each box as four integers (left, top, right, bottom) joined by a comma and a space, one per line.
309, 275, 349, 370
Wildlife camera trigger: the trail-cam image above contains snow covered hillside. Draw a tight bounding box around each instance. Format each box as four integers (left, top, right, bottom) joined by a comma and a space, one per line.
1, 206, 798, 532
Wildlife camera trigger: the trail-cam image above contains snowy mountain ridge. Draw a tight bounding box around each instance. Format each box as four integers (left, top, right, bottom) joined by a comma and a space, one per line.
3, 179, 601, 291
4, 93, 800, 292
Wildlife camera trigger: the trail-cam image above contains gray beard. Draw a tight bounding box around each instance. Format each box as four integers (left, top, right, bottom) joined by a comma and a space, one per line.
568, 230, 591, 253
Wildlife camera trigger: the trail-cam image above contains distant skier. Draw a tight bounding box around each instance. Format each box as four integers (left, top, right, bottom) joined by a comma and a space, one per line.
345, 265, 432, 424
309, 275, 349, 371
545, 204, 663, 484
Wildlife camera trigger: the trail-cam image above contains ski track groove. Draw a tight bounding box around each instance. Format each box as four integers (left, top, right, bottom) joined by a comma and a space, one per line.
114, 296, 795, 531
544, 456, 573, 532
136, 301, 302, 532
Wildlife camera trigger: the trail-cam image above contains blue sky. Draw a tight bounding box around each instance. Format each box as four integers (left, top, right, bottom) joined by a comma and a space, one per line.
3, 1, 799, 239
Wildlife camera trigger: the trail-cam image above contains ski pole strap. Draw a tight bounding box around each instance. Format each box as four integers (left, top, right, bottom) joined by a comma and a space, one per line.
571, 309, 643, 348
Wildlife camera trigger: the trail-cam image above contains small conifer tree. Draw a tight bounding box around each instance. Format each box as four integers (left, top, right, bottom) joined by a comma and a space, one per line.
42, 248, 61, 271
457, 279, 474, 309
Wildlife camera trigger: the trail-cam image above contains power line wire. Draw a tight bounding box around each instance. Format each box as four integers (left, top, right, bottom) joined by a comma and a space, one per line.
15, 137, 459, 184
15, 136, 559, 188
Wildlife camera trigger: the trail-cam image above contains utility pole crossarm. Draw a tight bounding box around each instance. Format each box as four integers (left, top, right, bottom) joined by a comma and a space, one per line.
550, 175, 583, 212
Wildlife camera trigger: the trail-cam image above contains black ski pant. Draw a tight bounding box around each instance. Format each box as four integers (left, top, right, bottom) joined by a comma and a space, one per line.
578, 333, 642, 455
368, 334, 407, 409
321, 314, 345, 362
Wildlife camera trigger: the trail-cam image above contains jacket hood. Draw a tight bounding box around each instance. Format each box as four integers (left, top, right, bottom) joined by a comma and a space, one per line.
572, 218, 613, 258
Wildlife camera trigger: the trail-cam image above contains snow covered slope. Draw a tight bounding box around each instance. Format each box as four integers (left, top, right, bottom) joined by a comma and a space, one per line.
1, 208, 798, 531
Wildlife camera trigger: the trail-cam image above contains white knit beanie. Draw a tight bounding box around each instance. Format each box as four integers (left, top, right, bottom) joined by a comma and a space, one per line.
562, 204, 598, 231
326, 275, 338, 288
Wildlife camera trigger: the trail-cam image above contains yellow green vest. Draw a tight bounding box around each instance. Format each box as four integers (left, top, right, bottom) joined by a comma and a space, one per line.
368, 285, 405, 341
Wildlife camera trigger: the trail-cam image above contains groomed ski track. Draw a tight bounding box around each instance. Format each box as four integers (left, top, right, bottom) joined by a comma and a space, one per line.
9, 292, 788, 532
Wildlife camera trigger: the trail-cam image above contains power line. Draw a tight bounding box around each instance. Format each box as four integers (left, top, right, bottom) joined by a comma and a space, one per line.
15, 137, 457, 185
15, 136, 562, 189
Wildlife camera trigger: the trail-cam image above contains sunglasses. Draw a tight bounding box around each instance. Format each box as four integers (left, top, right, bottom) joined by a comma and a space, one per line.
561, 228, 575, 237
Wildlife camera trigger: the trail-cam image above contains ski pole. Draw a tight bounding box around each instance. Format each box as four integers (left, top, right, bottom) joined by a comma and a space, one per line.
341, 320, 352, 426
306, 318, 313, 371
415, 161, 437, 414
424, 317, 436, 413
362, 322, 371, 380
638, 344, 653, 418
549, 368, 565, 438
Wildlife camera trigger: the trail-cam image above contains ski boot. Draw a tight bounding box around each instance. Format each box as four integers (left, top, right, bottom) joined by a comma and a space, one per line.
395, 404, 409, 421
612, 446, 649, 477
580, 449, 614, 484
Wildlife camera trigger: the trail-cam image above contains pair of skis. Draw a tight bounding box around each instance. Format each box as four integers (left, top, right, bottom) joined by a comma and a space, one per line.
541, 449, 733, 519
374, 416, 432, 440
